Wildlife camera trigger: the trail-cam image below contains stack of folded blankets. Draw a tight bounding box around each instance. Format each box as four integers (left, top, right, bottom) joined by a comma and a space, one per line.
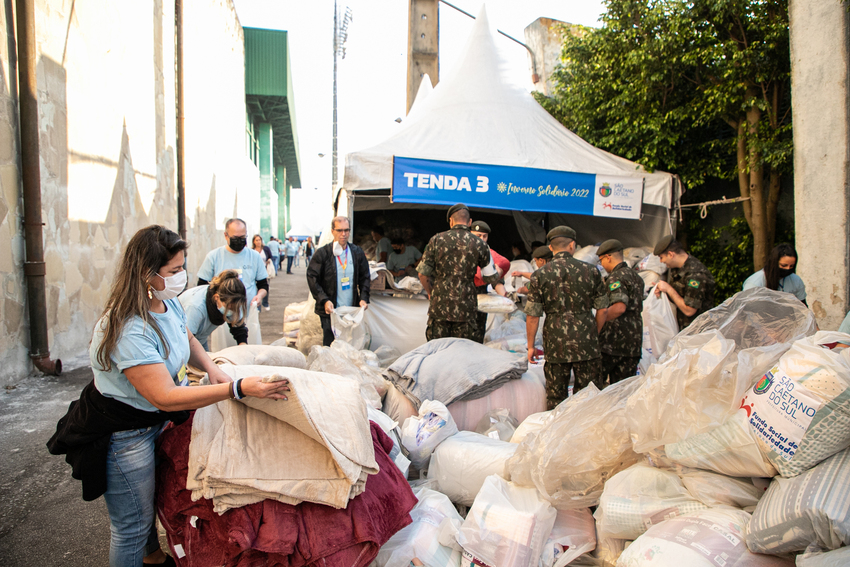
157, 364, 417, 567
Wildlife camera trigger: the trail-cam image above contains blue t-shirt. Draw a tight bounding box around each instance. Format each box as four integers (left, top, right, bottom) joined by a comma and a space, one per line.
197, 246, 266, 306
179, 285, 218, 346
336, 246, 356, 308
742, 269, 807, 301
268, 240, 281, 257
284, 241, 299, 256
839, 311, 850, 335
90, 298, 190, 412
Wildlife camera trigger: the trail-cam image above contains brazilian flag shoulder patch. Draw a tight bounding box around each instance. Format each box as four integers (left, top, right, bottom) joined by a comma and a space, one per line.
688, 279, 700, 289
609, 281, 621, 291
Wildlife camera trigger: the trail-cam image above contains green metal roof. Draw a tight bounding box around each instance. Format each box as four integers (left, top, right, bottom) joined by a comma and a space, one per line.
244, 27, 301, 188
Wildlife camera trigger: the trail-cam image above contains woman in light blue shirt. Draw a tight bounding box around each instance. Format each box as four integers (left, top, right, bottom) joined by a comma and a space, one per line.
178, 269, 248, 350
50, 225, 289, 567
742, 243, 807, 304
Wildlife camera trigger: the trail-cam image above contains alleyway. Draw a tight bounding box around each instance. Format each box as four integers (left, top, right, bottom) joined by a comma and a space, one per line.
0, 266, 311, 566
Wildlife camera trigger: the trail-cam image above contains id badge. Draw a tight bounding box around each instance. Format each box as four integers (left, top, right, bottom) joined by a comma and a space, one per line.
341, 276, 351, 291
177, 364, 188, 386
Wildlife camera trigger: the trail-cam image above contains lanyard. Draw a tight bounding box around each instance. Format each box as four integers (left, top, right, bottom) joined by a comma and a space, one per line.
337, 247, 349, 271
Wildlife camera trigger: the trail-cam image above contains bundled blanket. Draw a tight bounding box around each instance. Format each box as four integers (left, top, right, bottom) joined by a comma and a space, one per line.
385, 337, 528, 409
157, 416, 417, 567
187, 365, 378, 512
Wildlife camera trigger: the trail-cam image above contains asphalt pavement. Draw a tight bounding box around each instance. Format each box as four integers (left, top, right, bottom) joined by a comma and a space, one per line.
0, 262, 310, 566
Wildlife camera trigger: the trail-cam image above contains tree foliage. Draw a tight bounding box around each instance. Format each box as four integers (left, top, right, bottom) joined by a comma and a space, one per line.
537, 0, 792, 270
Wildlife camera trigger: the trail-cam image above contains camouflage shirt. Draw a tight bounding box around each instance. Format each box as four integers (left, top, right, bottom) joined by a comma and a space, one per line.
599, 261, 644, 357
418, 225, 498, 322
668, 255, 716, 329
525, 251, 609, 363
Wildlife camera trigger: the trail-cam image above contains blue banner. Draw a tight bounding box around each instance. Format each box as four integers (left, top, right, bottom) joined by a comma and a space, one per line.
391, 156, 643, 219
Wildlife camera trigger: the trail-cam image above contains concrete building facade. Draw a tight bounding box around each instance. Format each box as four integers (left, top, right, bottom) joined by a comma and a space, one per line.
789, 0, 850, 330
0, 0, 278, 381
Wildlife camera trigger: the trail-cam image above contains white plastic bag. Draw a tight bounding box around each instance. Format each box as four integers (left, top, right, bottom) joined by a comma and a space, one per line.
573, 245, 599, 266
636, 253, 667, 274
742, 331, 850, 477
331, 305, 371, 350
456, 474, 557, 567
637, 270, 662, 297
506, 377, 644, 509
474, 408, 519, 441
427, 431, 518, 506
618, 508, 792, 567
366, 405, 410, 477
627, 331, 737, 453
623, 247, 652, 268
678, 470, 762, 510
510, 411, 552, 444
401, 400, 459, 471
594, 463, 708, 540
540, 508, 596, 567
637, 286, 678, 374
477, 293, 517, 314
374, 486, 463, 567
796, 547, 850, 567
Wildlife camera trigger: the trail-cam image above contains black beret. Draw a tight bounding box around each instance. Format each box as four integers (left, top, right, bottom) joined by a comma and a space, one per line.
532, 246, 553, 260
546, 225, 576, 243
597, 239, 624, 257
653, 234, 675, 256
470, 220, 491, 234
446, 203, 469, 222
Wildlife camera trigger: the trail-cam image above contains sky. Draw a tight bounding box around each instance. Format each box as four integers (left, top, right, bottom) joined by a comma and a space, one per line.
232, 1, 606, 231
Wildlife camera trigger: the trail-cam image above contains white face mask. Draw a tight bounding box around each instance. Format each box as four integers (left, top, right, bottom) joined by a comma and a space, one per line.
333, 241, 345, 257
151, 270, 187, 301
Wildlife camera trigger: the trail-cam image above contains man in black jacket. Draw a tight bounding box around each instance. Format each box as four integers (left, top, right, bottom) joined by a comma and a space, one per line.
306, 216, 371, 345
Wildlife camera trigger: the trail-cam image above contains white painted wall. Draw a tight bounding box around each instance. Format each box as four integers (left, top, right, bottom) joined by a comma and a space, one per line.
0, 0, 260, 381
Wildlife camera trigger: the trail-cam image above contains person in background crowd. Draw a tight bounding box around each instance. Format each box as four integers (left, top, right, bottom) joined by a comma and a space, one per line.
387, 237, 422, 279
840, 310, 850, 334
305, 237, 315, 263
178, 270, 247, 350
470, 220, 509, 343
294, 239, 303, 268
47, 225, 289, 567
306, 216, 371, 346
596, 239, 644, 384
742, 243, 807, 304
418, 204, 499, 342
526, 226, 609, 409
251, 234, 272, 311
371, 226, 392, 264
196, 218, 268, 340
284, 236, 298, 274
653, 235, 716, 330
514, 246, 553, 295
511, 241, 531, 262
268, 236, 281, 275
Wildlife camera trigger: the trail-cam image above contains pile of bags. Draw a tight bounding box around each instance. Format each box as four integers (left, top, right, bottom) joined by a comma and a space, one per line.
282, 300, 306, 347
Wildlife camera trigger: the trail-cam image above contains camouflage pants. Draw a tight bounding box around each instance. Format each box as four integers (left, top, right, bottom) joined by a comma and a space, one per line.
471, 311, 488, 344
543, 358, 602, 410
426, 319, 478, 342
601, 355, 640, 386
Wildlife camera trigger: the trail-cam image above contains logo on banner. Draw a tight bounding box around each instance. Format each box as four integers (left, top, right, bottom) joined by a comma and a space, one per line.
599, 183, 612, 197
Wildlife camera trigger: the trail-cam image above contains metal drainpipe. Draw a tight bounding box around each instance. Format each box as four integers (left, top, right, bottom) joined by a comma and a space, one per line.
175, 0, 186, 239
16, 0, 61, 375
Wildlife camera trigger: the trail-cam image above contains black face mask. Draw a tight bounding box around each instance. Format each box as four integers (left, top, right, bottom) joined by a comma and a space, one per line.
228, 236, 247, 252
778, 267, 794, 278
392, 248, 402, 254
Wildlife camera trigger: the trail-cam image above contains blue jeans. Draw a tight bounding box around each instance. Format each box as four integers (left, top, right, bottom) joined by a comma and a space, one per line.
272, 255, 280, 273
104, 423, 165, 567
286, 255, 294, 273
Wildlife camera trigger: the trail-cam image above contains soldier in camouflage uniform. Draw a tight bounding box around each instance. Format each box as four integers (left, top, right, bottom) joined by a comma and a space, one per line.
653, 235, 716, 329
470, 220, 510, 343
596, 239, 644, 384
418, 204, 500, 341
525, 226, 609, 409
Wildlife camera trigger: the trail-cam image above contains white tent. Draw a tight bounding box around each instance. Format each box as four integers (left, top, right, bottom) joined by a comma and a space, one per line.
341, 7, 681, 247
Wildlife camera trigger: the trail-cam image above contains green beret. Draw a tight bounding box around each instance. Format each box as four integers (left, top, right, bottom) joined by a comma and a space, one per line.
653, 234, 675, 256
546, 225, 576, 243
446, 203, 469, 222
597, 239, 623, 257
470, 220, 491, 234
532, 246, 553, 260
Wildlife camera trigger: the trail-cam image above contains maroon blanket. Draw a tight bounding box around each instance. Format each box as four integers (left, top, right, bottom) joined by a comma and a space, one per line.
156, 414, 416, 567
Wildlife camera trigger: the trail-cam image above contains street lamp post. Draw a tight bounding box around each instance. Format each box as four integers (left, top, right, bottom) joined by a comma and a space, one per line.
333, 1, 353, 202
